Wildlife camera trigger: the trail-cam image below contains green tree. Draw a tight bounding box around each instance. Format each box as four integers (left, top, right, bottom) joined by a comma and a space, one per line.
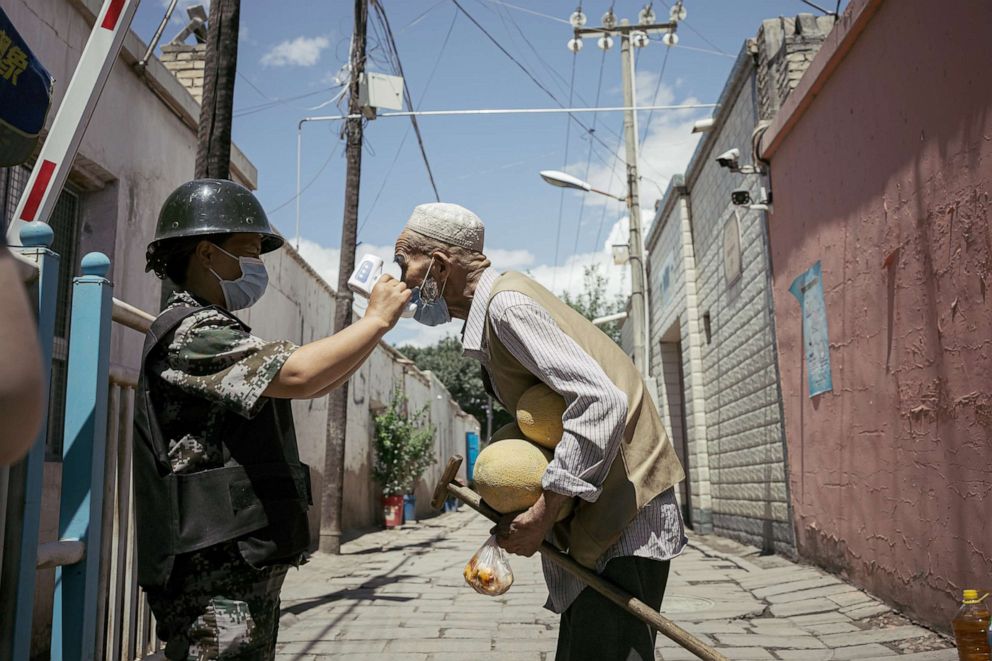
560, 264, 628, 346
396, 336, 512, 436
372, 388, 436, 495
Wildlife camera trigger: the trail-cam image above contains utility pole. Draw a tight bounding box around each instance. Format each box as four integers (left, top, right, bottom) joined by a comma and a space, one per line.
572, 8, 678, 376
618, 24, 649, 376
196, 0, 240, 179
320, 0, 368, 554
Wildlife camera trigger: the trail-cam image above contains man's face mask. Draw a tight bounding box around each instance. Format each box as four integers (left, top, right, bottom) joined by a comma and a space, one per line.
412, 255, 451, 327
209, 244, 269, 310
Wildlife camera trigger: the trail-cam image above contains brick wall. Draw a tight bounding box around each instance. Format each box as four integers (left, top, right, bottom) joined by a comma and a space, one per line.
756, 14, 835, 121
687, 76, 795, 553
159, 43, 206, 103
647, 180, 713, 530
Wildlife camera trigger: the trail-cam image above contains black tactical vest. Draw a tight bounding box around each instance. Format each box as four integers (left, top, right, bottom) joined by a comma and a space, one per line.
133, 305, 312, 589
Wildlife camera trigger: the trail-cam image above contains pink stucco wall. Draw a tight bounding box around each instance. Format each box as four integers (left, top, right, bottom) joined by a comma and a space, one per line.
763, 0, 992, 630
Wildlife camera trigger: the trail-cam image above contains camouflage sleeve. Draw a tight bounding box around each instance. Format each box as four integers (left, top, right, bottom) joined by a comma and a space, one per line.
159, 310, 298, 419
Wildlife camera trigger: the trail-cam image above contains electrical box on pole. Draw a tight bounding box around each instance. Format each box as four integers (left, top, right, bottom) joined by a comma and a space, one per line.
358, 72, 404, 113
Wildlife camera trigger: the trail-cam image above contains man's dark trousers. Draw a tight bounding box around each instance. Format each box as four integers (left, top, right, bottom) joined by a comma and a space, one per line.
555, 557, 671, 661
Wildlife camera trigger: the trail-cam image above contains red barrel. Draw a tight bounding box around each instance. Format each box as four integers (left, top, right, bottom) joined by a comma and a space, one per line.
383, 495, 404, 528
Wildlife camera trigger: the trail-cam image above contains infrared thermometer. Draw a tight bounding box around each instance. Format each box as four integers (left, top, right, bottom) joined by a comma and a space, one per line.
348, 254, 417, 318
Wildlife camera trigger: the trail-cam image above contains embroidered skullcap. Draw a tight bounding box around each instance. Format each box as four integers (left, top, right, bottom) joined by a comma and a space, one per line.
404, 203, 485, 252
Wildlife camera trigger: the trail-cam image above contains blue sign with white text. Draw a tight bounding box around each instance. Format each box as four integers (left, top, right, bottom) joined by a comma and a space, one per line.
0, 7, 54, 166
789, 261, 833, 398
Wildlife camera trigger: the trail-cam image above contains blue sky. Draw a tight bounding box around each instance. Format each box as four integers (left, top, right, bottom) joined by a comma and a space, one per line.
130, 0, 843, 346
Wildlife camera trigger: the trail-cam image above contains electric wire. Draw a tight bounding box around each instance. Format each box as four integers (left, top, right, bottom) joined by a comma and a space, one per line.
450, 0, 626, 166
357, 8, 457, 239
267, 137, 340, 216
551, 49, 578, 290
372, 0, 441, 201
639, 45, 673, 145
565, 45, 608, 290
798, 0, 833, 13
233, 85, 343, 118
477, 0, 570, 25
654, 0, 730, 55
398, 0, 447, 32
487, 3, 689, 189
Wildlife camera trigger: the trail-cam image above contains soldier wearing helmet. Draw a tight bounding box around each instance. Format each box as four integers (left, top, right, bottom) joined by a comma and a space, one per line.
135, 179, 410, 660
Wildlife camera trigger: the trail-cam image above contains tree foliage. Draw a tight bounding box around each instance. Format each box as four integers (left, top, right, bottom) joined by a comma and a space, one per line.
372, 388, 436, 495
560, 264, 627, 345
396, 336, 512, 436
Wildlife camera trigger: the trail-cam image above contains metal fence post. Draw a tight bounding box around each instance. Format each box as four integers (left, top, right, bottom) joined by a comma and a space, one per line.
1, 223, 60, 661
52, 252, 113, 661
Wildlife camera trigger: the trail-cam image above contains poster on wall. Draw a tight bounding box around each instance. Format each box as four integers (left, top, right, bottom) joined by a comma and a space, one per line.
789, 261, 833, 397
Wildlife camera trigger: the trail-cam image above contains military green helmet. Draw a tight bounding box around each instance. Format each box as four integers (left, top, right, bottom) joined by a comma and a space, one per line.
146, 179, 283, 275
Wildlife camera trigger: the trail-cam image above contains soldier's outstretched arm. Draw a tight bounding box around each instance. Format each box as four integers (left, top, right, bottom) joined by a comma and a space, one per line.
263, 275, 410, 399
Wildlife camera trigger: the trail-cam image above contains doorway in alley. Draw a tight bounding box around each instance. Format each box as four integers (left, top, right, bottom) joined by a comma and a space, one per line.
659, 326, 692, 529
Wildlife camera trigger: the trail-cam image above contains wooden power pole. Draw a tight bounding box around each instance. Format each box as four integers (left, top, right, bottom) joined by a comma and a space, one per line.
195, 0, 240, 179
320, 0, 368, 554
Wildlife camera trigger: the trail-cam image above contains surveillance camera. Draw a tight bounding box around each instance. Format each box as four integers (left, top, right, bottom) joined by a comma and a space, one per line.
731, 188, 751, 206
716, 148, 740, 170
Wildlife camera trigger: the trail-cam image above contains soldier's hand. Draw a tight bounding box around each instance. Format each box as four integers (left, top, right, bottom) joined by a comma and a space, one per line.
366, 274, 411, 328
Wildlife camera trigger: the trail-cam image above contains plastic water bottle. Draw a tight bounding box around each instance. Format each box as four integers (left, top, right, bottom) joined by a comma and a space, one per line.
951, 589, 990, 661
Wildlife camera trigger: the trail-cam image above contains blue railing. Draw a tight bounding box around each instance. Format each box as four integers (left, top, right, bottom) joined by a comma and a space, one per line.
4, 224, 159, 661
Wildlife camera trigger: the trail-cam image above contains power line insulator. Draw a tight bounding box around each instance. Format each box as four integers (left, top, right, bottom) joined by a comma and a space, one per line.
631, 30, 649, 48
662, 31, 679, 47
567, 37, 584, 53
598, 35, 614, 51
601, 10, 617, 29
569, 9, 587, 28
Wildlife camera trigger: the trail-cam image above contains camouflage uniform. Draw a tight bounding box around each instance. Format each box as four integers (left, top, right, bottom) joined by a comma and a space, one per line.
145, 289, 299, 660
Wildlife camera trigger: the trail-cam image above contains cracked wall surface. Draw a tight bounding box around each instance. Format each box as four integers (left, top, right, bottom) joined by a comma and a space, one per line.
764, 0, 992, 632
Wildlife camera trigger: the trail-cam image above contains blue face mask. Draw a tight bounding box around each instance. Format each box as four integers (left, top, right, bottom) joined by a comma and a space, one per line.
412, 257, 451, 327
209, 245, 269, 311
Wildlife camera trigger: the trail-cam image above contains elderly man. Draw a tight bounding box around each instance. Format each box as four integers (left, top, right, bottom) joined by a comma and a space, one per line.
395, 203, 687, 661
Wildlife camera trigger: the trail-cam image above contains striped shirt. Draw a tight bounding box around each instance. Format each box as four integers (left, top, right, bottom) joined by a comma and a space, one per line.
462, 269, 687, 613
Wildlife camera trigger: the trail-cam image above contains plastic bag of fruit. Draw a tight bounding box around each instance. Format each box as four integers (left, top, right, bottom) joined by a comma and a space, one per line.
463, 535, 514, 596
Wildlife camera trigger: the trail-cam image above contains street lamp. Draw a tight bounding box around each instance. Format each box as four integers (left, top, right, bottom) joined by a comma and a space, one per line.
539, 170, 626, 201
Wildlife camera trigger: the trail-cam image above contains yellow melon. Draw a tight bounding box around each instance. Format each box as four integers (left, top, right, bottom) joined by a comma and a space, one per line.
515, 383, 566, 449
473, 437, 574, 521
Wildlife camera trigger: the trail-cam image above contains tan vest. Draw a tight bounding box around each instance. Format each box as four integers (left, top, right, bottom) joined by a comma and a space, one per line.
483, 272, 684, 568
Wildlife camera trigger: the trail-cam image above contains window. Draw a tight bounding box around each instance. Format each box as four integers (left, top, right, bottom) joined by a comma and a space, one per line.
1, 165, 81, 460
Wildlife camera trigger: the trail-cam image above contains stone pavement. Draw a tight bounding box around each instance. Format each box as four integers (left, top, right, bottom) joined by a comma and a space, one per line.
277, 509, 957, 660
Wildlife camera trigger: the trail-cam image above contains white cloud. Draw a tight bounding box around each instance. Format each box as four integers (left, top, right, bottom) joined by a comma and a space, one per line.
487, 248, 535, 271
261, 36, 330, 67
568, 78, 706, 225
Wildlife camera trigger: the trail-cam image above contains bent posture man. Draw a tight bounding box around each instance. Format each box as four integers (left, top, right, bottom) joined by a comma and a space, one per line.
394, 203, 687, 661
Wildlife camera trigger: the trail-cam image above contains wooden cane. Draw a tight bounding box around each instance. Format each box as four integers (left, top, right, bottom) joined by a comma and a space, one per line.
432, 456, 729, 661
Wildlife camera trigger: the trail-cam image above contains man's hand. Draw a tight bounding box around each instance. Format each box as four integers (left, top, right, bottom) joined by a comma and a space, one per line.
366, 274, 411, 328
491, 491, 571, 557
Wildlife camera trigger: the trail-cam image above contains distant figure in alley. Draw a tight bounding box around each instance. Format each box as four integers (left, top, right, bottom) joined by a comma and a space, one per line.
394, 202, 688, 661
135, 179, 411, 660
